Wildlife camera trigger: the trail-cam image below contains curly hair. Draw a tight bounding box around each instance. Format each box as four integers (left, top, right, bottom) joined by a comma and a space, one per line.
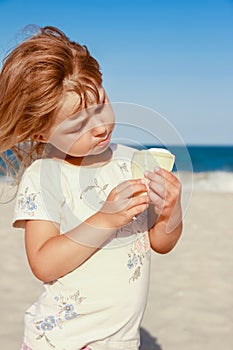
0, 25, 102, 181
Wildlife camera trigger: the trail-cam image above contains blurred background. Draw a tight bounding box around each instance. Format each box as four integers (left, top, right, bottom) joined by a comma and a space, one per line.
0, 0, 232, 145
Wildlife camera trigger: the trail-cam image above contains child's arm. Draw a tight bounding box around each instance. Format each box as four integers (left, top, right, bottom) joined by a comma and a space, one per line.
25, 179, 149, 283
145, 168, 183, 254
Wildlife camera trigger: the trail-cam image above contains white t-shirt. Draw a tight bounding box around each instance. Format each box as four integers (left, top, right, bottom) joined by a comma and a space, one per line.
13, 144, 151, 350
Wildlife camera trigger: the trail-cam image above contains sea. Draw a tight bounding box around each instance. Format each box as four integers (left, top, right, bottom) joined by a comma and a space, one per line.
1, 145, 233, 193
143, 145, 233, 194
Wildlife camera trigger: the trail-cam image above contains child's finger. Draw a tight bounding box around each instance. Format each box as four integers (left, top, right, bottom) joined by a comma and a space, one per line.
127, 202, 149, 219
148, 190, 164, 209
128, 194, 149, 209
145, 168, 180, 195
115, 179, 145, 194
115, 194, 149, 214
148, 180, 166, 200
118, 181, 148, 199
144, 169, 165, 187
154, 168, 180, 189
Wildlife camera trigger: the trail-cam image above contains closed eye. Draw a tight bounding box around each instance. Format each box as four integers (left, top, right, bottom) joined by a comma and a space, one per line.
67, 121, 85, 134
95, 103, 104, 113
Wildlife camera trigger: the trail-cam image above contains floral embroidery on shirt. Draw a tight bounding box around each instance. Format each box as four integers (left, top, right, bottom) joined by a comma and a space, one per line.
80, 177, 109, 202
117, 161, 129, 175
20, 343, 32, 350
17, 187, 39, 216
32, 290, 87, 348
127, 233, 151, 283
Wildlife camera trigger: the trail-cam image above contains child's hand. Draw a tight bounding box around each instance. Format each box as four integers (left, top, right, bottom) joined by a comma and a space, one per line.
145, 167, 182, 224
100, 179, 149, 229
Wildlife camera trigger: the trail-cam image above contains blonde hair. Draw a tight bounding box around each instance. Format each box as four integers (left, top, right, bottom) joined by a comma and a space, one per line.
0, 25, 102, 180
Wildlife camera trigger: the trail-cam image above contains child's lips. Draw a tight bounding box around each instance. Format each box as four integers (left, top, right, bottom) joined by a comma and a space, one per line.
97, 134, 111, 146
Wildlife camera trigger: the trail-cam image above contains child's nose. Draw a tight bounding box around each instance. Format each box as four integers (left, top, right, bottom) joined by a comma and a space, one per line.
91, 121, 107, 137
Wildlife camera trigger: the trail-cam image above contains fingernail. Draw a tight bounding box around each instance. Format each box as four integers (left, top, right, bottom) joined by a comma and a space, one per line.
144, 171, 149, 177
154, 166, 160, 172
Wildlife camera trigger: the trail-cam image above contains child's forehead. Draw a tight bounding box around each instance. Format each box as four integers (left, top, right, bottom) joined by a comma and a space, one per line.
55, 87, 105, 124
56, 92, 81, 123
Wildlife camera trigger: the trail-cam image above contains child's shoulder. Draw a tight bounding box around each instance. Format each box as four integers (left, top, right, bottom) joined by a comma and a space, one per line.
22, 158, 62, 178
111, 143, 137, 156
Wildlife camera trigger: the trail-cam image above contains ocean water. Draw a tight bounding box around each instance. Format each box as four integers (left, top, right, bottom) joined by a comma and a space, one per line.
1, 145, 233, 193
138, 145, 233, 172
143, 145, 233, 193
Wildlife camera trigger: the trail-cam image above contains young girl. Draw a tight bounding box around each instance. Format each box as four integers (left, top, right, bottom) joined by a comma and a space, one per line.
0, 26, 182, 350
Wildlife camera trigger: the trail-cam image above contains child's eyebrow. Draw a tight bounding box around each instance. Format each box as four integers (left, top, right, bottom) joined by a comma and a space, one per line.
68, 110, 84, 121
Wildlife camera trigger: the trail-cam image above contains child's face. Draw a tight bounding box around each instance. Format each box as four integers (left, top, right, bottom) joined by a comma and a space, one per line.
43, 87, 115, 158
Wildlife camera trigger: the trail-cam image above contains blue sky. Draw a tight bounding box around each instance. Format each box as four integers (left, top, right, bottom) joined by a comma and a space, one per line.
0, 0, 232, 145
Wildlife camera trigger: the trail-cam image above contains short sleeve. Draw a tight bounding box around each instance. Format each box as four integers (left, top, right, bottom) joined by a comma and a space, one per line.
12, 159, 63, 229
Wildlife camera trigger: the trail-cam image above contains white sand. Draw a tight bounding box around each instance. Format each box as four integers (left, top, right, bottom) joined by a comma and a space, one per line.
0, 185, 233, 350
141, 191, 233, 350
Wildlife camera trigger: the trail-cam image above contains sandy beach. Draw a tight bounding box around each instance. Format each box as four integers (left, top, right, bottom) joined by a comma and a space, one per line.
0, 183, 233, 350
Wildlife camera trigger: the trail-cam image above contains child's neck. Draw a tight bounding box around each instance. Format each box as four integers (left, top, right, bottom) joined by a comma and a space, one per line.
49, 146, 113, 168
